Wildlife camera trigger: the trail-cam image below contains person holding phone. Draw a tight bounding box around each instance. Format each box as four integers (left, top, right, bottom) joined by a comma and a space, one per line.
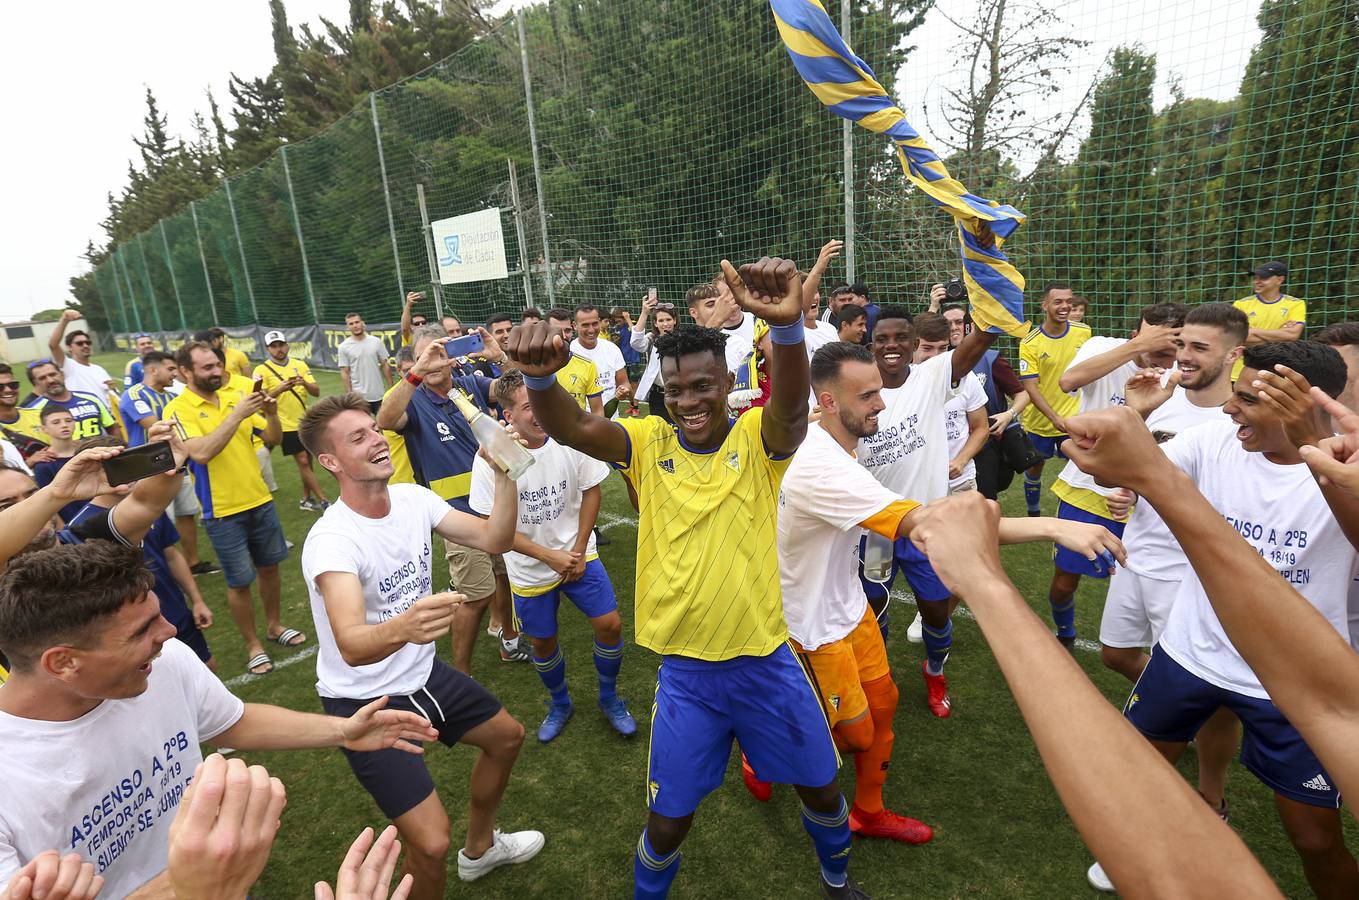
631, 290, 678, 422
258, 330, 329, 512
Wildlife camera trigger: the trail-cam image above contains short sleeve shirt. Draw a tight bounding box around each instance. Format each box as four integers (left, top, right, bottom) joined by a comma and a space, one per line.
555, 354, 602, 410
570, 339, 628, 404
24, 392, 115, 441
397, 376, 493, 514
163, 385, 270, 519
119, 383, 173, 446
256, 357, 315, 432
1231, 294, 1307, 379
338, 335, 391, 401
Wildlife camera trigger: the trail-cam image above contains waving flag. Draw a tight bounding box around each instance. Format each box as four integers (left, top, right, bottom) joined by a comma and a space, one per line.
770, 0, 1030, 337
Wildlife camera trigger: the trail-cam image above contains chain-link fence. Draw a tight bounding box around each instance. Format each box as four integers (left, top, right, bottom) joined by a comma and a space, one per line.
92, 0, 1359, 359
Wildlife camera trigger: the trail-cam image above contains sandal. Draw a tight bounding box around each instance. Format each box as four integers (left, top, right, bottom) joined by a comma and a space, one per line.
270, 627, 307, 648
246, 653, 274, 675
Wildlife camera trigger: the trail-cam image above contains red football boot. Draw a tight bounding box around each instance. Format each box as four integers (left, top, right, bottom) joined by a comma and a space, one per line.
922, 660, 952, 718
849, 806, 935, 844
741, 753, 772, 803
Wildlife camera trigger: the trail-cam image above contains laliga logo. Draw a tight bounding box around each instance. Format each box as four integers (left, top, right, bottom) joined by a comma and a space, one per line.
436, 421, 451, 436
439, 235, 463, 266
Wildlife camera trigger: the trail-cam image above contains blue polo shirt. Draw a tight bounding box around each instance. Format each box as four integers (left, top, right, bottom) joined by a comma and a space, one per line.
119, 383, 173, 446
398, 374, 494, 514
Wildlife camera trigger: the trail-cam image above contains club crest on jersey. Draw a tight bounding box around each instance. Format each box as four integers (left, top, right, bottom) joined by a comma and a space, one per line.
657, 458, 675, 474
648, 780, 660, 804
1127, 692, 1140, 708
829, 694, 840, 711
724, 451, 740, 473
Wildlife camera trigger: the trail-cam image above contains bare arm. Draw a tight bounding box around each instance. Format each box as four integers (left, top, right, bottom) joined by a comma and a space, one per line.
340, 366, 353, 393
315, 570, 459, 667
587, 393, 605, 417
182, 393, 265, 464
48, 311, 78, 367
400, 292, 418, 344
949, 326, 1000, 385
259, 405, 282, 449
801, 239, 842, 310
380, 358, 392, 389
950, 405, 989, 477
0, 447, 122, 567
434, 467, 516, 553
210, 699, 437, 754
507, 324, 629, 462
1246, 322, 1303, 344
109, 421, 190, 544
303, 376, 320, 398
126, 873, 175, 899
1022, 378, 1066, 432
911, 493, 1281, 900
1059, 326, 1178, 393
576, 483, 602, 553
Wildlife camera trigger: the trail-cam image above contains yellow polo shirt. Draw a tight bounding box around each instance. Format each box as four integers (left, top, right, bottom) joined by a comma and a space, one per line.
164, 383, 271, 520
224, 346, 252, 378
1232, 293, 1306, 380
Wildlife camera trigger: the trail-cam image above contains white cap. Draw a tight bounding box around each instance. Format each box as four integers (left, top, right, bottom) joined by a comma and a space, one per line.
264, 330, 286, 345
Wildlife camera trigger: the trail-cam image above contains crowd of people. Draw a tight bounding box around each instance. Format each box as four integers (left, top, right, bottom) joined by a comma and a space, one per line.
2, 247, 1358, 900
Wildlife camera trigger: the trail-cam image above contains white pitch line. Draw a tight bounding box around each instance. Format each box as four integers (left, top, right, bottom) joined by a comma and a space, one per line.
597, 512, 639, 532
888, 590, 1102, 654
224, 644, 319, 688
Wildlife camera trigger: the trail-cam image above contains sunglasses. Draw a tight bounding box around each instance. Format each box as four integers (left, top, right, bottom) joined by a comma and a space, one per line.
71, 341, 91, 347
0, 382, 18, 391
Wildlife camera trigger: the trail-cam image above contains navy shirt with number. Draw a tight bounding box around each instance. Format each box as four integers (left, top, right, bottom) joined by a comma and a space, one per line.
23, 391, 115, 440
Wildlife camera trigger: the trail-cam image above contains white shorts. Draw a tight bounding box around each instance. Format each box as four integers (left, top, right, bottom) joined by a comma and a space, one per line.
1099, 568, 1176, 649
171, 474, 200, 518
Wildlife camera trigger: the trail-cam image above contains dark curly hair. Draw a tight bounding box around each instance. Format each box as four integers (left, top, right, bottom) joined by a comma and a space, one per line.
655, 324, 728, 366
1241, 341, 1346, 399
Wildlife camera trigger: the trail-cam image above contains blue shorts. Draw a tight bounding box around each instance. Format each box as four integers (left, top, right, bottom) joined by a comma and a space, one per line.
202, 501, 289, 589
320, 658, 503, 819
1026, 431, 1068, 461
161, 601, 212, 663
858, 533, 951, 603
512, 558, 618, 639
1053, 501, 1125, 579
646, 644, 840, 817
1126, 646, 1341, 808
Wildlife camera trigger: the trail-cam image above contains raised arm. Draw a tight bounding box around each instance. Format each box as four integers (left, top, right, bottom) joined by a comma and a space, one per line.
910, 492, 1280, 900
375, 339, 460, 433
1059, 325, 1179, 393
181, 392, 266, 464
506, 323, 629, 463
109, 421, 189, 544
48, 310, 79, 367
400, 292, 420, 345
721, 257, 808, 456
0, 448, 121, 567
949, 325, 999, 384
801, 239, 842, 310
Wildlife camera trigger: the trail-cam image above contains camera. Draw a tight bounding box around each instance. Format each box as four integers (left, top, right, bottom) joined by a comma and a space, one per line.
945, 278, 968, 303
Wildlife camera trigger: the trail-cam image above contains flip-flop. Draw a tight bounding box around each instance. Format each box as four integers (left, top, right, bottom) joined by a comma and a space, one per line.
270, 628, 307, 648
246, 653, 274, 675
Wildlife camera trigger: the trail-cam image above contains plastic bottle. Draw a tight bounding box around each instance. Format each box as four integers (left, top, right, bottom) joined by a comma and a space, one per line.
862, 531, 894, 584
449, 390, 535, 480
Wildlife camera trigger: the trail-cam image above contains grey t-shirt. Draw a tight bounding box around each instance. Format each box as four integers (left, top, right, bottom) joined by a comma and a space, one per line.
338, 334, 389, 400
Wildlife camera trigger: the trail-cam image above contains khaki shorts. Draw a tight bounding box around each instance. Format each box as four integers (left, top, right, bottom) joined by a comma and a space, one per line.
444, 540, 505, 600
172, 475, 200, 518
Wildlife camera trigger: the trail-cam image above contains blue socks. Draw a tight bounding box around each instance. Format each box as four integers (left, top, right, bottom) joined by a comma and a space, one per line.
1024, 473, 1042, 515
922, 618, 953, 676
593, 638, 624, 700
1050, 594, 1076, 639
634, 830, 681, 899
533, 647, 571, 707
801, 796, 852, 888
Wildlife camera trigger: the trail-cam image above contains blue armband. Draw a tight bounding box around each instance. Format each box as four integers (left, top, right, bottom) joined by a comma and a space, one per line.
768, 320, 805, 346
524, 373, 558, 391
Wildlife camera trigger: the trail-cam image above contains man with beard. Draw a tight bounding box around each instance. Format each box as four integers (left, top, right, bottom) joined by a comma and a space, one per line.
163, 341, 302, 676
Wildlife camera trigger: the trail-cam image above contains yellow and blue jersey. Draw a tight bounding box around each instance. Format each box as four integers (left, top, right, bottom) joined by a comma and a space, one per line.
381, 382, 416, 485
1232, 293, 1306, 380
256, 357, 314, 432
614, 407, 790, 660
23, 392, 116, 441
119, 383, 172, 446
0, 407, 48, 447
556, 353, 602, 410
163, 384, 270, 520
1017, 321, 1092, 437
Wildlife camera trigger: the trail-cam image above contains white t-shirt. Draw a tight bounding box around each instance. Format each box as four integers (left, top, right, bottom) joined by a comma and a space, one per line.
469, 440, 609, 591
1121, 389, 1228, 580
1055, 336, 1138, 499
0, 439, 30, 474
62, 358, 115, 401
1157, 422, 1358, 698
943, 373, 987, 489
570, 338, 628, 405
0, 639, 243, 899
857, 351, 959, 504
338, 334, 390, 401
302, 483, 452, 699
802, 322, 837, 361
779, 425, 904, 649
720, 312, 758, 374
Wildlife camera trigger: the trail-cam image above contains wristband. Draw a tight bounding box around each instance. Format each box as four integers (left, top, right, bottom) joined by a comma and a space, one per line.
404, 371, 423, 386
524, 372, 558, 391
768, 320, 805, 346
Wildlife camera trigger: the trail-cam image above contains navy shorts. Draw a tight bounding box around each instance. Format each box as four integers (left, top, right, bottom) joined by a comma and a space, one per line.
202, 501, 289, 589
1053, 501, 1125, 579
512, 558, 618, 639
646, 645, 840, 818
1026, 431, 1068, 461
858, 533, 951, 603
1125, 646, 1341, 808
320, 658, 504, 820
159, 594, 212, 663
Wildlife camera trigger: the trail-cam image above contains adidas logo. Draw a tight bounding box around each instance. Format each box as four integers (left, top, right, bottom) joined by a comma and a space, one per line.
1303, 774, 1332, 792
657, 458, 675, 474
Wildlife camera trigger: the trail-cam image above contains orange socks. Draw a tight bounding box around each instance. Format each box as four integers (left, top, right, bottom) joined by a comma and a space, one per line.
850, 674, 900, 815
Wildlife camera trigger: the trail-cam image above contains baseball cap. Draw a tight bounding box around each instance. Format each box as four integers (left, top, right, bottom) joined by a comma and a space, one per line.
264, 330, 286, 345
1251, 261, 1288, 278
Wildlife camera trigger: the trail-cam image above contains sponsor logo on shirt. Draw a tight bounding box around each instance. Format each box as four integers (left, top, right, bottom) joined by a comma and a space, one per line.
657, 458, 675, 474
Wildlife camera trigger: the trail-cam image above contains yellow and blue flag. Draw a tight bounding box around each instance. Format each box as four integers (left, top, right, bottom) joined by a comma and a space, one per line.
770, 0, 1029, 337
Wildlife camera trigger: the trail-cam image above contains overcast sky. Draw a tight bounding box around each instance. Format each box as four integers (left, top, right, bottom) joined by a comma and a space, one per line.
0, 0, 1262, 323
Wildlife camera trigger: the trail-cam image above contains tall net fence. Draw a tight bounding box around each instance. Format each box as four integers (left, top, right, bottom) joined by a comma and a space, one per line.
92, 0, 1359, 355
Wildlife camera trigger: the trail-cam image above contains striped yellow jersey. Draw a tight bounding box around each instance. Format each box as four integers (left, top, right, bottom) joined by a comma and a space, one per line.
1231, 294, 1306, 380
615, 408, 789, 660
1018, 321, 1092, 437
556, 353, 602, 410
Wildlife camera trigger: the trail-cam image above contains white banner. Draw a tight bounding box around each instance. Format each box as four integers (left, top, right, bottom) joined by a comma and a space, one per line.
431, 207, 510, 284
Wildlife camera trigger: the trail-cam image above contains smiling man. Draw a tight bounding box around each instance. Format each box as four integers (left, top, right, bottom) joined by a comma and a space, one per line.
508, 257, 867, 899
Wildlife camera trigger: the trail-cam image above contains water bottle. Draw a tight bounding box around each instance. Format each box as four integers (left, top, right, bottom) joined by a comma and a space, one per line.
449, 390, 536, 480
862, 532, 894, 584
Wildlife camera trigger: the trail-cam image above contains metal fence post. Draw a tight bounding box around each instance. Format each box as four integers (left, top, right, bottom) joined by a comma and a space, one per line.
841, 0, 856, 285
189, 201, 221, 327
106, 258, 130, 335
115, 248, 144, 333
415, 183, 445, 319
158, 221, 188, 330
134, 234, 165, 332
517, 9, 556, 307
280, 144, 323, 325
223, 177, 261, 324
371, 93, 407, 307
507, 158, 534, 308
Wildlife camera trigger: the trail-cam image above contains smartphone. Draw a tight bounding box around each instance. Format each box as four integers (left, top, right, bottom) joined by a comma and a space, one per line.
443, 332, 485, 358
252, 378, 263, 394
102, 441, 176, 486
647, 286, 657, 302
